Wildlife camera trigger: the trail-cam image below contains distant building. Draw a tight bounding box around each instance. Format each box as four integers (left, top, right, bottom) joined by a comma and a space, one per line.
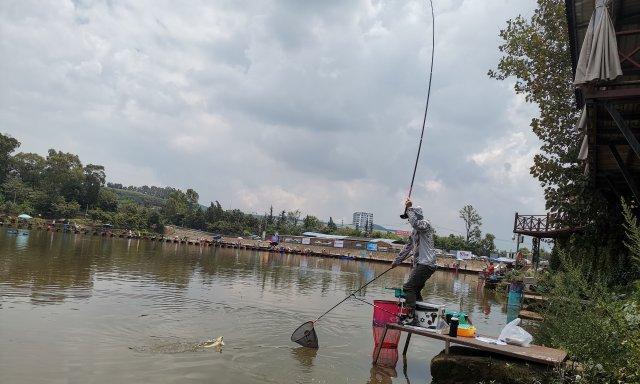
394, 229, 412, 238
352, 212, 373, 230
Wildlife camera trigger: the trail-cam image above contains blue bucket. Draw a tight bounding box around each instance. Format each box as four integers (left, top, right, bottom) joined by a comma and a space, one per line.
507, 282, 524, 307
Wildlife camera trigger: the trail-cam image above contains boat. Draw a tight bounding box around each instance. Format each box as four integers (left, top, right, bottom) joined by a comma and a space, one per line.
484, 274, 504, 289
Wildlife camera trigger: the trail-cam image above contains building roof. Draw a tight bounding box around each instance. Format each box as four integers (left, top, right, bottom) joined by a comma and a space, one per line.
369, 238, 404, 245
301, 232, 348, 240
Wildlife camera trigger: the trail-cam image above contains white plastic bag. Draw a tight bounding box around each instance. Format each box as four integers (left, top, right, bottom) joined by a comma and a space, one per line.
498, 318, 533, 347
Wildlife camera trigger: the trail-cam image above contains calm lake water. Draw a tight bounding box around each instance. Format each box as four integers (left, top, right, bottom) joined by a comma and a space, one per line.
0, 230, 510, 384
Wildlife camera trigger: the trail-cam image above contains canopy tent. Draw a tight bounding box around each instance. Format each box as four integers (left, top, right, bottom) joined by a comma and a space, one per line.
574, 0, 622, 85
492, 257, 516, 264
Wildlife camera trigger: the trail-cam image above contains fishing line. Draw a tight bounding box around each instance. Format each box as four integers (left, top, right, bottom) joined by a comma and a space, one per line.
350, 295, 400, 318
313, 266, 394, 323
291, 266, 394, 348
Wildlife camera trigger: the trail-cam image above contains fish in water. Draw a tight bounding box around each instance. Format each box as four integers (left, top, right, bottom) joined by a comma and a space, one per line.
202, 336, 224, 351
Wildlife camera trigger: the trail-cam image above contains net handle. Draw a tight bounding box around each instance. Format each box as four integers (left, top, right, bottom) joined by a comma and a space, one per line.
314, 266, 394, 323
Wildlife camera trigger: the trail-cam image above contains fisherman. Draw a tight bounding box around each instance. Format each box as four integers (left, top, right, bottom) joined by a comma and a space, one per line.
391, 198, 437, 326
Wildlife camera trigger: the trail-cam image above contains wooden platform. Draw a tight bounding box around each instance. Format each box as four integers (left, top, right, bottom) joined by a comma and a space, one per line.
519, 309, 544, 321
523, 293, 548, 302
373, 323, 566, 366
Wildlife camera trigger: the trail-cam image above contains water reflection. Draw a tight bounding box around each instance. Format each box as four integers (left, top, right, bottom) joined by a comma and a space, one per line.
291, 347, 317, 369
368, 365, 398, 384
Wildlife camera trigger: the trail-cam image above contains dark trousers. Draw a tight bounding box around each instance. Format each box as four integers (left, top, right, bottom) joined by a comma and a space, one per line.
403, 264, 436, 310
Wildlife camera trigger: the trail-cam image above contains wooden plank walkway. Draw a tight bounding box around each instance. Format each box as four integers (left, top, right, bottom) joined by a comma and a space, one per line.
519, 309, 544, 321
373, 323, 566, 366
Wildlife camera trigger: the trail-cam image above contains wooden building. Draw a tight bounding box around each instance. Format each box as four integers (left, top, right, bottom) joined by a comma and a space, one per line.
568, 0, 640, 202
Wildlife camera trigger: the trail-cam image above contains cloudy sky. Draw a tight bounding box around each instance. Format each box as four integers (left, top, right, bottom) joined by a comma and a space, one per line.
1, 0, 544, 249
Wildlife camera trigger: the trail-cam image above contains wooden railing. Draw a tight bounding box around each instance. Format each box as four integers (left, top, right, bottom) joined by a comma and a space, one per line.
617, 29, 640, 71
513, 212, 568, 236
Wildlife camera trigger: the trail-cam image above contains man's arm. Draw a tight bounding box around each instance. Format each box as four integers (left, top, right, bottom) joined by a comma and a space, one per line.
392, 237, 414, 266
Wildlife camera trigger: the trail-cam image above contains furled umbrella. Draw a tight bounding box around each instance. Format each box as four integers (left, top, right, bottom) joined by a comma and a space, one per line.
574, 0, 622, 85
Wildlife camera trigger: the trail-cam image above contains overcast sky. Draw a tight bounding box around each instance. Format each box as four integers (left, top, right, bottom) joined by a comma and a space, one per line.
1, 0, 543, 250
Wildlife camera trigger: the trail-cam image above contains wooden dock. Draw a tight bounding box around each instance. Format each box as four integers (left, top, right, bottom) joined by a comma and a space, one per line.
373, 323, 566, 366
519, 309, 544, 321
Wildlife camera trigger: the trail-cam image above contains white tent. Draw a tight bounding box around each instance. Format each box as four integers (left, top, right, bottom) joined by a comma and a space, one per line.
574, 0, 622, 85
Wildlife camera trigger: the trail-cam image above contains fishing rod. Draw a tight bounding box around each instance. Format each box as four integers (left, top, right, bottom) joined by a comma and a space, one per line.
402, 0, 435, 219
291, 1, 437, 349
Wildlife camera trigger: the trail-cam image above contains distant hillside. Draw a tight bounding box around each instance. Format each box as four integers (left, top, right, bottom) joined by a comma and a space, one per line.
372, 223, 390, 232
106, 187, 166, 208
106, 186, 208, 210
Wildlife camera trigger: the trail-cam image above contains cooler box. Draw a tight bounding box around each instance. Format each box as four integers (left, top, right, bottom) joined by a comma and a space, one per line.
414, 301, 445, 330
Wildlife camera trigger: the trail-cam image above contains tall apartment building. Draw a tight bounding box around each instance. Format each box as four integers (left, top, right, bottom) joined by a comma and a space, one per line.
352, 212, 373, 230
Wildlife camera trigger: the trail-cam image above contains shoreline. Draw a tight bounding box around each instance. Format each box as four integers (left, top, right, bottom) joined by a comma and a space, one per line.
3, 222, 485, 274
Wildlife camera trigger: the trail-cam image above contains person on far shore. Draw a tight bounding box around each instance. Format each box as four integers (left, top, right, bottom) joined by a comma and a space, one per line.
487, 262, 495, 276
391, 199, 437, 326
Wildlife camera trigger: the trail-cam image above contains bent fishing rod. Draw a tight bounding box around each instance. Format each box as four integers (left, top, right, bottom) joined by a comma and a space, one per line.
402, 0, 435, 219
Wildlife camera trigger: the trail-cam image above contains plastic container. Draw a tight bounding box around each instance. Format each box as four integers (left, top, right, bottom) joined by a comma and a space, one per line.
449, 317, 459, 337
445, 310, 469, 325
457, 324, 476, 337
507, 282, 524, 307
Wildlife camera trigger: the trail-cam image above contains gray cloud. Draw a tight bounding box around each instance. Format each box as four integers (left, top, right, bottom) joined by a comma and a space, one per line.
1, 0, 543, 249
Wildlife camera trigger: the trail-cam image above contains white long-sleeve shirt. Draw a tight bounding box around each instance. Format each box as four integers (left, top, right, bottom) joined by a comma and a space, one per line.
393, 207, 436, 267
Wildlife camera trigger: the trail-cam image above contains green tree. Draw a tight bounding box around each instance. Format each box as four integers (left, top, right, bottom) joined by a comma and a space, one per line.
476, 233, 496, 256
459, 205, 482, 245
163, 190, 189, 225
185, 188, 199, 207
488, 0, 597, 227
2, 177, 31, 204
489, 0, 637, 282
302, 215, 322, 232
147, 210, 164, 233
327, 217, 337, 232
51, 197, 80, 218
0, 133, 20, 184
186, 206, 205, 230
97, 188, 119, 212
286, 210, 301, 227
12, 152, 45, 187
205, 201, 224, 223
622, 200, 640, 277
434, 234, 467, 252
43, 149, 84, 202
81, 164, 105, 209
267, 206, 274, 226
276, 210, 286, 230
